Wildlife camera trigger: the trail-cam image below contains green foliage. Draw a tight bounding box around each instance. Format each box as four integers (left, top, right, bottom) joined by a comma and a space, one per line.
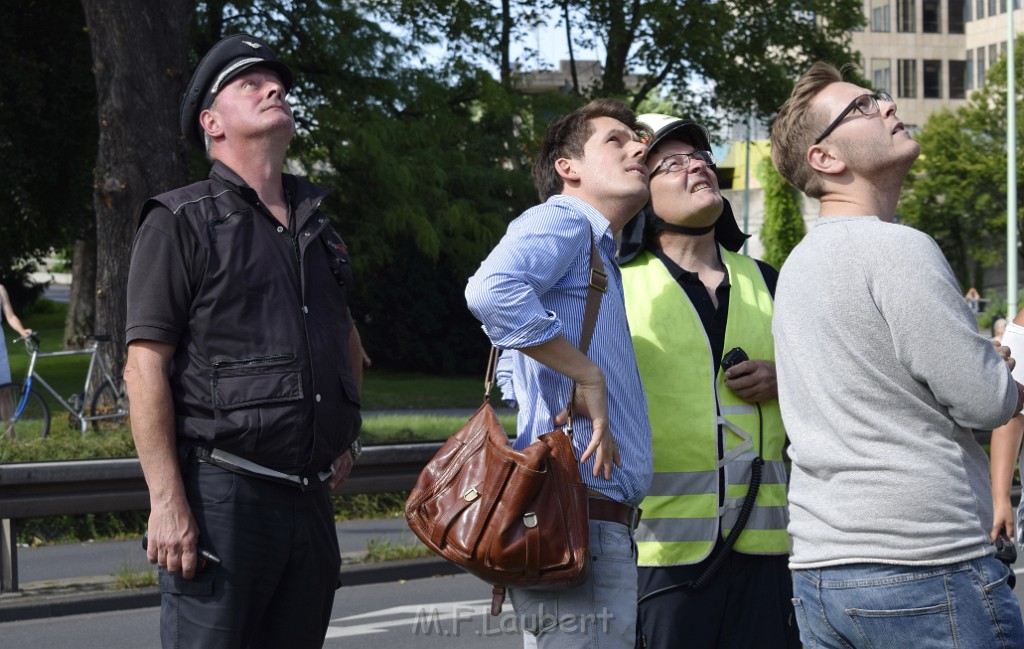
114, 558, 157, 589
900, 35, 1024, 290
0, 0, 96, 273
332, 493, 410, 522
195, 2, 538, 373
365, 536, 434, 562
757, 156, 806, 269
363, 412, 517, 442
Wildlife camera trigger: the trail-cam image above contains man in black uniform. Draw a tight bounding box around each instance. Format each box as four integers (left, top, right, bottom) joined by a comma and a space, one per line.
124, 34, 363, 648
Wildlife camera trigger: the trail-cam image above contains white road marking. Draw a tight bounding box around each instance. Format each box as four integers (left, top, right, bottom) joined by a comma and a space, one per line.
326, 599, 509, 638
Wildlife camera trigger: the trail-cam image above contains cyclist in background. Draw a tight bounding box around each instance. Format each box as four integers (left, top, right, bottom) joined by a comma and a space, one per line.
0, 283, 32, 424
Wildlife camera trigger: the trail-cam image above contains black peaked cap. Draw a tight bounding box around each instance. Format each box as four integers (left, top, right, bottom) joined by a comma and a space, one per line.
179, 33, 293, 149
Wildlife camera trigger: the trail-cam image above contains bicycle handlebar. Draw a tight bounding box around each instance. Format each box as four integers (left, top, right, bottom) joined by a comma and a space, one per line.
12, 332, 41, 353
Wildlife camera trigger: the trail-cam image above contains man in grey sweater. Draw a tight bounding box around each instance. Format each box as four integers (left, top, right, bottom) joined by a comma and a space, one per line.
770, 61, 1024, 648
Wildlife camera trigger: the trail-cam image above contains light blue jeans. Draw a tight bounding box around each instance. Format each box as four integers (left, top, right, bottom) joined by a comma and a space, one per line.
791, 556, 1024, 648
508, 519, 637, 649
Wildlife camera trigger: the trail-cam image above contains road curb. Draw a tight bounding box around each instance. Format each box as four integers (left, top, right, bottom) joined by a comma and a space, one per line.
0, 556, 461, 623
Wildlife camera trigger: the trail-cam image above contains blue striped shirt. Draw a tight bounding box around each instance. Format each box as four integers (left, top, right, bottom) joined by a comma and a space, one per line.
465, 195, 653, 506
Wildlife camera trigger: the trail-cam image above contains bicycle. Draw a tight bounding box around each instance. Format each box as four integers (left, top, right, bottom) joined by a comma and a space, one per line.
1, 333, 129, 439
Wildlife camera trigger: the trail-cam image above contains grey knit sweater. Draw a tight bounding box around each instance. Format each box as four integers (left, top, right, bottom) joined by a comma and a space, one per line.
773, 216, 1017, 569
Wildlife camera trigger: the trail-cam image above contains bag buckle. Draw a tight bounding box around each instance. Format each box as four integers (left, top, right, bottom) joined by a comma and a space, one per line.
463, 486, 480, 502
523, 512, 538, 528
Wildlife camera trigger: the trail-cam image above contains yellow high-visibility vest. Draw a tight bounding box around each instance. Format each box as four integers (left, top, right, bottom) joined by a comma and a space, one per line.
622, 248, 790, 566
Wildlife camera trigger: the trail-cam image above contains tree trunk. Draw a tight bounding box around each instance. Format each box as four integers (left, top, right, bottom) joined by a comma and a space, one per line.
600, 1, 637, 97
500, 0, 511, 88
63, 237, 96, 349
562, 1, 579, 95
80, 0, 192, 371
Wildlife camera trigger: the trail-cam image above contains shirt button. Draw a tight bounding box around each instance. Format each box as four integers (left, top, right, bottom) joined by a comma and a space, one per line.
276, 226, 284, 233
304, 232, 311, 237
315, 394, 322, 402
318, 218, 324, 223
302, 306, 308, 314
302, 477, 309, 486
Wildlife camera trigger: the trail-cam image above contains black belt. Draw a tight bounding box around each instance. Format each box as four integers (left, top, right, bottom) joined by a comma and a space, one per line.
186, 443, 332, 492
588, 497, 642, 530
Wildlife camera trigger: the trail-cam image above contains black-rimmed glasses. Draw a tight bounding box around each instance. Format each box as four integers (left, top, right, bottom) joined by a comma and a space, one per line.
649, 150, 716, 177
814, 92, 895, 145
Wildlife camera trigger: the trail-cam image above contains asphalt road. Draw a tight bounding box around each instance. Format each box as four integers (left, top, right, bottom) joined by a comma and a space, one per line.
14, 517, 421, 584
0, 573, 522, 649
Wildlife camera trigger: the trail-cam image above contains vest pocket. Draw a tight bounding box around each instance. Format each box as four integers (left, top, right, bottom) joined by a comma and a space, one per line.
213, 370, 302, 409
210, 355, 303, 442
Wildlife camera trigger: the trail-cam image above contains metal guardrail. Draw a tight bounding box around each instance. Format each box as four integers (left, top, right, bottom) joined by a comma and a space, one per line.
0, 442, 441, 593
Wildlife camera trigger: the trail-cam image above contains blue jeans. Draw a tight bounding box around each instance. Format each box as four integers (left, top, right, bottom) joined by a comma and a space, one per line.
791, 557, 1024, 648
508, 519, 637, 649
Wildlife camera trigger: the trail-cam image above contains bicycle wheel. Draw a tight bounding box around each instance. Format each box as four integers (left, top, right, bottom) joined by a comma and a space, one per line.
0, 382, 51, 439
90, 377, 129, 431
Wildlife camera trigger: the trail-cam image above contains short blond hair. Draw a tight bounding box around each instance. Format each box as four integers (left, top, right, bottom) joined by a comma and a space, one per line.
770, 62, 846, 198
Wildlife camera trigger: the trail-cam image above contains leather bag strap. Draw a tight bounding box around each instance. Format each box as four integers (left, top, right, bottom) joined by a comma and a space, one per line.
567, 231, 606, 431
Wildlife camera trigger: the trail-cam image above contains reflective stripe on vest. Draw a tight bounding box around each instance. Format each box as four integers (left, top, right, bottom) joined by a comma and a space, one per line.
622, 247, 790, 566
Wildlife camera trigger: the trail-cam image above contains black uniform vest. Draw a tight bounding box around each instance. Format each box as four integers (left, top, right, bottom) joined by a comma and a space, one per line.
142, 162, 360, 475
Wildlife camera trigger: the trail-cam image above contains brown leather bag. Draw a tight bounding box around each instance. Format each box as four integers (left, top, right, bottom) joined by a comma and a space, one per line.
406, 236, 606, 616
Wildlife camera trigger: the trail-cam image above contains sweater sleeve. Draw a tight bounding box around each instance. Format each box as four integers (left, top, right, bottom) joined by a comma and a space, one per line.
868, 228, 1017, 429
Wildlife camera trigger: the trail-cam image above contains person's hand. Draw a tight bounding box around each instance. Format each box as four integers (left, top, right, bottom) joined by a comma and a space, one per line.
327, 450, 355, 492
146, 500, 200, 579
993, 341, 1016, 372
724, 359, 778, 403
992, 500, 1016, 542
553, 372, 620, 480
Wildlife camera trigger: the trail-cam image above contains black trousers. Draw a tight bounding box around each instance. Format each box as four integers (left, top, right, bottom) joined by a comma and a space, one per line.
637, 550, 800, 649
159, 460, 341, 649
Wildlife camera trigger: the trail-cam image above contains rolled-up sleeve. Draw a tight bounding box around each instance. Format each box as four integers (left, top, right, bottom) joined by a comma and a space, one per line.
465, 202, 589, 349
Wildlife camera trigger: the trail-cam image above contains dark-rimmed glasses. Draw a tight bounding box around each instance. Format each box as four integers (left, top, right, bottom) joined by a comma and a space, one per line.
814, 92, 895, 145
649, 150, 716, 177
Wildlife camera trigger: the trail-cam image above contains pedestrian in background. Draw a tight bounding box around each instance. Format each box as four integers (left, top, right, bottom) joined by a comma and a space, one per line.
0, 283, 32, 429
124, 34, 364, 648
991, 306, 1024, 553
466, 98, 653, 649
770, 61, 1024, 648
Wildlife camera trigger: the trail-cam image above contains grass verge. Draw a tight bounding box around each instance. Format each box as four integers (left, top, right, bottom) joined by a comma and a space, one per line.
364, 537, 435, 562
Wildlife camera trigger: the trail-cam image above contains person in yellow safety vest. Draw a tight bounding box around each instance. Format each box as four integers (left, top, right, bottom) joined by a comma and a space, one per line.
620, 114, 799, 649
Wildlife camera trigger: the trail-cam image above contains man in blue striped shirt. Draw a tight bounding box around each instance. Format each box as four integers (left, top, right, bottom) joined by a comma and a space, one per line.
466, 99, 654, 649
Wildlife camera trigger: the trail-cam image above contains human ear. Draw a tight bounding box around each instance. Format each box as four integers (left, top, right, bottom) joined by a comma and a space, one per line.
199, 109, 223, 140
555, 157, 579, 182
807, 144, 846, 176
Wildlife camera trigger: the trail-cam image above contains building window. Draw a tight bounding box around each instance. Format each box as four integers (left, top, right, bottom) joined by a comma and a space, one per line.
1002, 0, 1008, 12
976, 0, 984, 19
872, 0, 891, 30
922, 0, 940, 31
989, 0, 998, 17
990, 43, 1000, 67
950, 0, 966, 31
897, 0, 916, 31
873, 59, 893, 95
949, 61, 967, 98
923, 60, 942, 98
977, 47, 986, 85
898, 59, 918, 97
966, 49, 974, 89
